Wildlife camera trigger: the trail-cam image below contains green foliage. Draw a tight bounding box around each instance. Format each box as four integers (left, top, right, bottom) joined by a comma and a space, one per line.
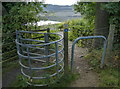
10, 70, 79, 87
101, 2, 120, 45
3, 60, 19, 74
57, 23, 64, 30
99, 68, 119, 87
74, 2, 95, 23
10, 75, 29, 87
2, 2, 46, 62
101, 2, 120, 25
2, 41, 16, 53
74, 2, 120, 46
84, 49, 102, 70
49, 72, 79, 87
67, 19, 94, 47
2, 49, 17, 60
3, 2, 45, 43
84, 49, 119, 87
73, 3, 120, 87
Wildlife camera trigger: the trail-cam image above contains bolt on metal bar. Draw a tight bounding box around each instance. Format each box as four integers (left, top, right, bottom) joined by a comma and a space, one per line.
71, 36, 107, 72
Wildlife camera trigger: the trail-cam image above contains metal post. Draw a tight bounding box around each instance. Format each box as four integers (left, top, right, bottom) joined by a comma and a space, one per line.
71, 36, 107, 72
100, 39, 107, 68
27, 47, 32, 79
64, 24, 69, 74
44, 33, 49, 64
55, 42, 59, 77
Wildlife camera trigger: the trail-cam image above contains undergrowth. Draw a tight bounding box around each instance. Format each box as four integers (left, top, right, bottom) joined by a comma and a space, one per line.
84, 49, 119, 87
49, 72, 79, 87
10, 71, 79, 88
2, 60, 19, 74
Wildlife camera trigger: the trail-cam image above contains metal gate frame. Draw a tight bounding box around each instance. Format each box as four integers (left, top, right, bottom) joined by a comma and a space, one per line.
71, 36, 107, 72
16, 30, 64, 86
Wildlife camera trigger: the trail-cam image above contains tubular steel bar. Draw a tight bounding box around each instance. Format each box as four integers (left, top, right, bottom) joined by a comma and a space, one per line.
44, 33, 49, 64
16, 30, 64, 86
71, 36, 107, 72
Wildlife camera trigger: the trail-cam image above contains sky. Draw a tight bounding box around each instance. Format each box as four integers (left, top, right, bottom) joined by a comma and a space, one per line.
43, 0, 79, 5
43, 0, 119, 4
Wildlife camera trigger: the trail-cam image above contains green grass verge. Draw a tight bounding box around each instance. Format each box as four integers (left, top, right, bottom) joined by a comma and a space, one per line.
10, 71, 79, 87
99, 68, 119, 87
84, 49, 119, 87
49, 72, 79, 87
2, 60, 19, 74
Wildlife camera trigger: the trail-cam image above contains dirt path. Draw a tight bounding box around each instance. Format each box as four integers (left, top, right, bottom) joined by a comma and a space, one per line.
68, 41, 100, 87
58, 31, 100, 87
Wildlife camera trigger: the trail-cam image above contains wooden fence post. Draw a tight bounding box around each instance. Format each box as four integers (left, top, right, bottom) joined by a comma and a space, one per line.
64, 24, 69, 74
107, 24, 115, 64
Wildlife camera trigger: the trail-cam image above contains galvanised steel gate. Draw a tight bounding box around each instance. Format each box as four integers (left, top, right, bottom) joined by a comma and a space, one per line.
16, 30, 64, 86
71, 36, 107, 72
16, 29, 107, 86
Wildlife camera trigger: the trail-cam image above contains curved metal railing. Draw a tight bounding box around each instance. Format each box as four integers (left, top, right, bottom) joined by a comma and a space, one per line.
16, 30, 64, 86
71, 36, 107, 72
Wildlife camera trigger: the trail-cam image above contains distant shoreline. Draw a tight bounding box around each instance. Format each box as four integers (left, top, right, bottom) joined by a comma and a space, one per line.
41, 4, 81, 22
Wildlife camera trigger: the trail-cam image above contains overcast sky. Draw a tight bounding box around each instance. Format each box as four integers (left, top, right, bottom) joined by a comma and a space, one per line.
43, 0, 79, 5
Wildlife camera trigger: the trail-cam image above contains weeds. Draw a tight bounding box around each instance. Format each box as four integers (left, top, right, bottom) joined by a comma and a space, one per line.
49, 72, 79, 87
10, 71, 79, 87
2, 60, 19, 74
10, 75, 29, 87
84, 49, 119, 87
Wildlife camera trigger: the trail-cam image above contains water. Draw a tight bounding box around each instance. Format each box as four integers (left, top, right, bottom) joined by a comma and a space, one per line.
36, 20, 61, 26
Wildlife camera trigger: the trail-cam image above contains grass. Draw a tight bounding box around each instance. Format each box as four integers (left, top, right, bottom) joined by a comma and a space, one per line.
2, 60, 19, 74
10, 71, 79, 87
84, 49, 119, 88
9, 74, 29, 87
48, 72, 79, 87
99, 68, 119, 87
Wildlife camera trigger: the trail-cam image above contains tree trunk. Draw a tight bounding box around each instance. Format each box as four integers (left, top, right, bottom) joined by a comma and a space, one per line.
94, 2, 109, 48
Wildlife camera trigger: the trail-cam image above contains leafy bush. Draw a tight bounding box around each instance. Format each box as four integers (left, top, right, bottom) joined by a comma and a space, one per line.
102, 2, 120, 46
2, 2, 46, 62
73, 2, 120, 48
67, 18, 94, 47
2, 2, 46, 47
2, 2, 46, 43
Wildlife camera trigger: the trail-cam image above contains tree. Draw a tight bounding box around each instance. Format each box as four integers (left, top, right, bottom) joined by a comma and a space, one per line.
74, 2, 109, 48
74, 2, 120, 47
102, 2, 120, 45
94, 2, 109, 48
74, 2, 95, 24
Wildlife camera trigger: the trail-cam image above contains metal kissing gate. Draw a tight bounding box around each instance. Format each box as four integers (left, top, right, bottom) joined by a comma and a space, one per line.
16, 29, 107, 86
16, 30, 64, 86
71, 36, 107, 72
